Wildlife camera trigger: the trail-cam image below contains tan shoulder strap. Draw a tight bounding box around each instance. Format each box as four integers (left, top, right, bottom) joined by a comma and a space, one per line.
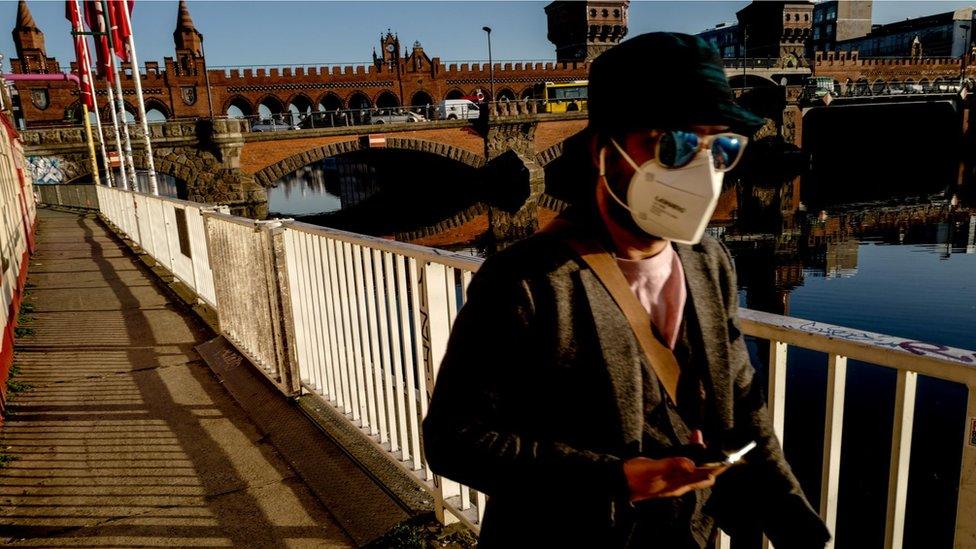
543, 219, 681, 404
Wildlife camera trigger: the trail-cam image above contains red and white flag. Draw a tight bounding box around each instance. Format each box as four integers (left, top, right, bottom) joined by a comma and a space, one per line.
83, 0, 113, 80
107, 0, 134, 62
65, 0, 94, 108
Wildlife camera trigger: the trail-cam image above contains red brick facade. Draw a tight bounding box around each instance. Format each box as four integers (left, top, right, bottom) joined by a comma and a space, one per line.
10, 0, 593, 128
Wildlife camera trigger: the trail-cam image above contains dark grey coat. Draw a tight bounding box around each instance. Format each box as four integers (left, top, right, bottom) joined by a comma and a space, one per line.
422, 220, 830, 548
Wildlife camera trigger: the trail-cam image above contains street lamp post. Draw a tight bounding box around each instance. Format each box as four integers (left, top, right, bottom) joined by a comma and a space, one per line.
961, 23, 971, 84
201, 38, 214, 119
483, 26, 495, 103
741, 26, 748, 94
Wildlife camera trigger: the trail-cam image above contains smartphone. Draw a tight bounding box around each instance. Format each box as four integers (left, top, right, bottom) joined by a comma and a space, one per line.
696, 441, 758, 470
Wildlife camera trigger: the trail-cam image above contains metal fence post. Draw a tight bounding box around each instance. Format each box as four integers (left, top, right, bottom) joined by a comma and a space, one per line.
264, 220, 303, 396
420, 261, 461, 525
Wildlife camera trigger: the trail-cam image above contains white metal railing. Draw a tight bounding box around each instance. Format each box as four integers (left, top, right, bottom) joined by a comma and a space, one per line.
279, 221, 483, 525
73, 188, 976, 546
35, 184, 99, 210
93, 185, 219, 308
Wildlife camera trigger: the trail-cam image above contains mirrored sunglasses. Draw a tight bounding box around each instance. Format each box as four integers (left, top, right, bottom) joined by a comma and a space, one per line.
655, 130, 749, 172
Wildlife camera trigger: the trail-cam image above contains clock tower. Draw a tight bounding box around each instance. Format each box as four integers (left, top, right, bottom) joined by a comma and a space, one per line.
378, 30, 400, 65
545, 1, 629, 63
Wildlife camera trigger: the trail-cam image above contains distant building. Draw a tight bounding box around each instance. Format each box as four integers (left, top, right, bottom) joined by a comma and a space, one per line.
545, 1, 630, 63
810, 1, 873, 56
835, 7, 976, 57
697, 1, 814, 66
699, 22, 742, 59
736, 1, 814, 65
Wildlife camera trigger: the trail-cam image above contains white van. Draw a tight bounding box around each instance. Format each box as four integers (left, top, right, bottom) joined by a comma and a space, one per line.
437, 99, 481, 120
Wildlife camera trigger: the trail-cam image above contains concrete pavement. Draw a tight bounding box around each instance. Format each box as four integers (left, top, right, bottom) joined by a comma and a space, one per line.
0, 208, 355, 547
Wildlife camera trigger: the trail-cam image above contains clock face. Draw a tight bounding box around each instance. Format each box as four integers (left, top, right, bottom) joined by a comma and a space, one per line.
386, 43, 395, 53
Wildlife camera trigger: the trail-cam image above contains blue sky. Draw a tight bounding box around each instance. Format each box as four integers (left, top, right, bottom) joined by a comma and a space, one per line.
4, 1, 976, 69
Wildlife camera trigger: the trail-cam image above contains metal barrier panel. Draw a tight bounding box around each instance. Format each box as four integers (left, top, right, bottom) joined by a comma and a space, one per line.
165, 203, 196, 289
186, 204, 217, 307
202, 212, 285, 383
133, 193, 153, 257
36, 184, 99, 209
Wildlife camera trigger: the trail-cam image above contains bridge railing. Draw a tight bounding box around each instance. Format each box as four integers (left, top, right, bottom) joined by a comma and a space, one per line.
34, 184, 99, 210
94, 185, 221, 308
71, 185, 976, 547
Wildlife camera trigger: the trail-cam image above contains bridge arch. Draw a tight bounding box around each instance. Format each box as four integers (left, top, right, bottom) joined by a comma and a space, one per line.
519, 87, 534, 100
347, 91, 372, 110
375, 91, 400, 108
317, 92, 343, 112
496, 88, 517, 102
57, 149, 201, 191
919, 78, 931, 92
257, 95, 285, 119
872, 78, 887, 94
251, 137, 484, 187
97, 100, 137, 123
287, 93, 314, 117
727, 73, 779, 90
410, 91, 434, 109
144, 98, 171, 121
224, 95, 254, 118
445, 89, 465, 100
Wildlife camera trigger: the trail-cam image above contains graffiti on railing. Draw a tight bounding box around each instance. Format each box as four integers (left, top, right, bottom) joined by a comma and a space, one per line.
26, 156, 64, 184
797, 321, 976, 364
899, 341, 974, 364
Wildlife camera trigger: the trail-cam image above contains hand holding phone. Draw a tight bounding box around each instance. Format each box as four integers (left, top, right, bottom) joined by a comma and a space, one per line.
695, 441, 758, 474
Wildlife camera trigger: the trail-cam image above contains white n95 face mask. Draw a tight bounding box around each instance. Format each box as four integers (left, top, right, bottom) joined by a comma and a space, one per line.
599, 138, 723, 245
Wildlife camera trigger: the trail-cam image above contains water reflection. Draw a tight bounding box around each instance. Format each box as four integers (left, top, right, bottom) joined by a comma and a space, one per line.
109, 169, 183, 199
268, 150, 479, 236
268, 159, 379, 216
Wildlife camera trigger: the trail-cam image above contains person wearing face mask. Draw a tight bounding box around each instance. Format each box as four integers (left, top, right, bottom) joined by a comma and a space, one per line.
422, 33, 830, 548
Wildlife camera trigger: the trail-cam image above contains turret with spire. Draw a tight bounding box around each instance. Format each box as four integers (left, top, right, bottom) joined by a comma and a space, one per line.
11, 0, 57, 74
174, 0, 203, 75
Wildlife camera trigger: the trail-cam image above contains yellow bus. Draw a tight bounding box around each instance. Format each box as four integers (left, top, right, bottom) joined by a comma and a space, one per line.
534, 81, 588, 113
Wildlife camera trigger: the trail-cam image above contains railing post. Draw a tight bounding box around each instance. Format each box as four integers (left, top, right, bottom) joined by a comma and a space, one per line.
261, 219, 302, 396
821, 354, 847, 547
768, 340, 789, 442
421, 261, 460, 525
953, 384, 976, 548
763, 340, 788, 549
884, 370, 917, 549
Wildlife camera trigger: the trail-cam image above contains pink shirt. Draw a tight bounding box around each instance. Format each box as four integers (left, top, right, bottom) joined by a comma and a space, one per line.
615, 245, 687, 350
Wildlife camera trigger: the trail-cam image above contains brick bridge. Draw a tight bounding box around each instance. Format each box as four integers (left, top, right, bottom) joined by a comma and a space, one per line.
22, 113, 590, 241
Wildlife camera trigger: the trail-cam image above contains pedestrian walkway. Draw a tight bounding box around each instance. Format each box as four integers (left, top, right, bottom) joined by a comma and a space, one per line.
0, 208, 354, 547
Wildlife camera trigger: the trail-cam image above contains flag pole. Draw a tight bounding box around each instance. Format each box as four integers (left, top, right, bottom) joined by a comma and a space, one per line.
104, 79, 128, 190
102, 0, 138, 191
70, 0, 108, 187
80, 104, 100, 186
88, 82, 113, 187
119, 2, 158, 195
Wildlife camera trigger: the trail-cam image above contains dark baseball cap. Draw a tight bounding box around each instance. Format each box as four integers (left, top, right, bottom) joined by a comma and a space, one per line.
588, 32, 765, 134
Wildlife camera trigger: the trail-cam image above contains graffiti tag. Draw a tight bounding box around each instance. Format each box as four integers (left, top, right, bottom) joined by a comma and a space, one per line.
798, 321, 976, 364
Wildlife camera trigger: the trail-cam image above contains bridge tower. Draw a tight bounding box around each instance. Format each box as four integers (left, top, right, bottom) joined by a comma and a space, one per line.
545, 1, 629, 63
173, 0, 204, 76
11, 0, 58, 74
